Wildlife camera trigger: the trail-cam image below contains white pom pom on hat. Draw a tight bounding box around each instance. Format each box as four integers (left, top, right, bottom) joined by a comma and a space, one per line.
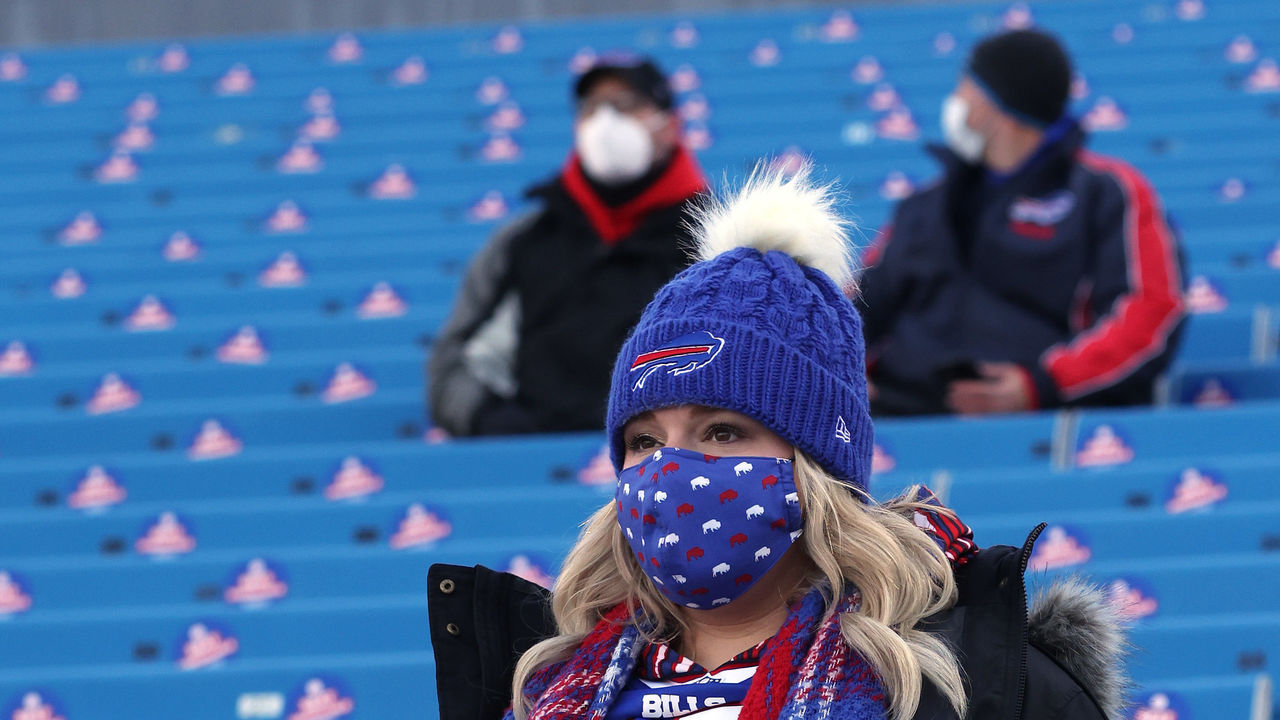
689, 161, 857, 289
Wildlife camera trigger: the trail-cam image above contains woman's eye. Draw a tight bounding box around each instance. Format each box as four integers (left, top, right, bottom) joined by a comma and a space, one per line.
708, 425, 741, 443
626, 434, 660, 451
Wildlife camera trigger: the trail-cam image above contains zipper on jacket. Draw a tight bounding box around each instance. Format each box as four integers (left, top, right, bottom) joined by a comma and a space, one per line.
1012, 523, 1048, 720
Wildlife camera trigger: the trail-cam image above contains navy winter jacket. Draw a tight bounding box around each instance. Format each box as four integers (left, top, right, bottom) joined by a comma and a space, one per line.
859, 124, 1187, 415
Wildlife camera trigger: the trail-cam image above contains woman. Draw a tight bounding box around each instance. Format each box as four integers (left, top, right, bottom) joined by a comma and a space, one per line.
430, 166, 1127, 720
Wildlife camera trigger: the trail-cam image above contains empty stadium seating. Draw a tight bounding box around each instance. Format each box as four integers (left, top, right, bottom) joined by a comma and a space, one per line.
0, 0, 1277, 718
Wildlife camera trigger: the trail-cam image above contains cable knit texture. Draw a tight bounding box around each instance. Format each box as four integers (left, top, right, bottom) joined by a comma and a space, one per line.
605, 165, 873, 489
606, 245, 873, 490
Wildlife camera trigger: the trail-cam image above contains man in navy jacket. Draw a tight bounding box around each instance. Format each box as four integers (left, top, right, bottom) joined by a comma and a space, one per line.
859, 29, 1186, 416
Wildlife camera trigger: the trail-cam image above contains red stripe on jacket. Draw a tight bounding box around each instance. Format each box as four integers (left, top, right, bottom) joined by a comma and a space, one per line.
1041, 151, 1184, 399
860, 224, 893, 268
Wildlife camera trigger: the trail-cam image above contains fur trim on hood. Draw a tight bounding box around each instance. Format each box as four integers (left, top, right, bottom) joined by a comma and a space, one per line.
1029, 576, 1132, 720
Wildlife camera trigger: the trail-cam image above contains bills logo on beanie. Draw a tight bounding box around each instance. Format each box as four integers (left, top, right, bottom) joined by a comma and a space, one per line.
629, 330, 725, 390
606, 164, 874, 491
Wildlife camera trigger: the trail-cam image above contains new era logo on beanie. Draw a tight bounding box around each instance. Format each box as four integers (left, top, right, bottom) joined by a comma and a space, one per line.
606, 164, 874, 491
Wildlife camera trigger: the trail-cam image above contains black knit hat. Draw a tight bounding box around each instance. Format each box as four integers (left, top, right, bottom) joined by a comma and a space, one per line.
574, 53, 674, 111
967, 29, 1072, 127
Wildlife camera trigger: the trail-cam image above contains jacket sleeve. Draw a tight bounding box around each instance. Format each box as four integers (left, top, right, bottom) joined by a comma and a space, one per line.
1025, 645, 1111, 720
427, 213, 535, 435
855, 220, 907, 351
427, 564, 556, 720
1026, 155, 1186, 407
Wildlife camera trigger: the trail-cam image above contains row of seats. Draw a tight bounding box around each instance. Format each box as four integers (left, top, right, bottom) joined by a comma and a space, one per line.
1, 385, 1278, 474
4, 432, 1278, 516
0, 293, 1271, 365
4, 583, 1277, 684
10, 538, 1276, 620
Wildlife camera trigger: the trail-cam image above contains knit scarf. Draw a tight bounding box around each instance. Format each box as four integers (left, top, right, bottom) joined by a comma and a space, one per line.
507, 587, 886, 720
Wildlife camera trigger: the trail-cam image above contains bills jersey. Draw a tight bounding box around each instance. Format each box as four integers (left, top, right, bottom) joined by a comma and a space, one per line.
606, 641, 764, 720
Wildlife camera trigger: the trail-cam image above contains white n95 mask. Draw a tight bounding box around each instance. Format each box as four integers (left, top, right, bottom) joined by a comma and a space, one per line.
941, 95, 986, 164
575, 105, 656, 185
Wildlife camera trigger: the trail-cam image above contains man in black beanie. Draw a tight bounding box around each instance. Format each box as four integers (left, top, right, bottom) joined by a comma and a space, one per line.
858, 29, 1187, 416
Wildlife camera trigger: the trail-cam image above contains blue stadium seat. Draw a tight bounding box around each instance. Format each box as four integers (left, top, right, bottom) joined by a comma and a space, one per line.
1170, 359, 1280, 404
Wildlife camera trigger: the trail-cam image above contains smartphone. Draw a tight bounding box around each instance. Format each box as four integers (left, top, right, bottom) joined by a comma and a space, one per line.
937, 361, 982, 383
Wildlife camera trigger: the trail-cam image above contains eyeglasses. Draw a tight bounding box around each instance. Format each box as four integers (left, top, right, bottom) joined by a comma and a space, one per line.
577, 92, 654, 116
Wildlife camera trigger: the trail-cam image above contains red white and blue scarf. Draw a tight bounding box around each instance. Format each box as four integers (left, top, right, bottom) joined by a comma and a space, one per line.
508, 587, 886, 720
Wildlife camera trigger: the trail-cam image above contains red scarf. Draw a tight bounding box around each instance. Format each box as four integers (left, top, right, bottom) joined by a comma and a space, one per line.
560, 145, 707, 247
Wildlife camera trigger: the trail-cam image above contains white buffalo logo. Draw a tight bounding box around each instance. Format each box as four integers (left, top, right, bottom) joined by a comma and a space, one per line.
658, 533, 679, 547
1009, 190, 1076, 226
733, 461, 753, 476
690, 476, 711, 489
711, 562, 730, 576
784, 492, 798, 505
745, 504, 764, 519
702, 519, 721, 533
672, 574, 687, 584
754, 546, 772, 561
653, 491, 668, 503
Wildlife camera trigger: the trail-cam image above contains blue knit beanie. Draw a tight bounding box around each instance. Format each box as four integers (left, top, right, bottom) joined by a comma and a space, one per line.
605, 165, 874, 490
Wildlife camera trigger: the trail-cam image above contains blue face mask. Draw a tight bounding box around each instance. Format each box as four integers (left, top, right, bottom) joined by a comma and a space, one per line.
616, 447, 804, 609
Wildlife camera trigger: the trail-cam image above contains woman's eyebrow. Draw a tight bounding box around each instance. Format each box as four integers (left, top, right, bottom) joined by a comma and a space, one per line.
621, 411, 656, 432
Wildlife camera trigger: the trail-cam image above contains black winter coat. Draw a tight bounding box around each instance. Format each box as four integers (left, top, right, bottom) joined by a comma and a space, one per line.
427, 525, 1124, 720
506, 183, 695, 432
428, 153, 703, 436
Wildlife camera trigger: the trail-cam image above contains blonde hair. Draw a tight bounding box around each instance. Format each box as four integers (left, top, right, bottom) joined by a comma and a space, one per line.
512, 452, 967, 720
